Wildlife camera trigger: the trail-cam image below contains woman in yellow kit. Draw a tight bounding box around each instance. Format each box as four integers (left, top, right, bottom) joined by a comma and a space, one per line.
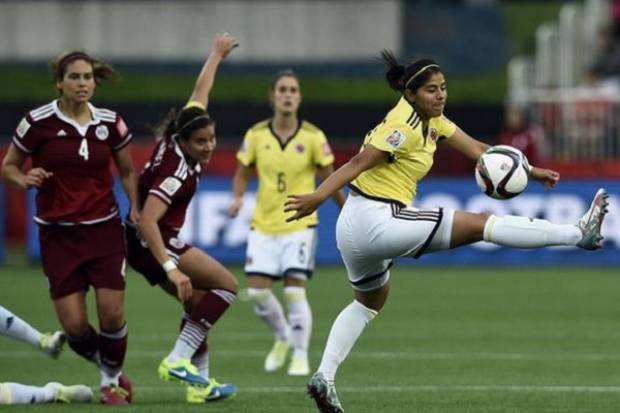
284, 50, 608, 413
228, 70, 344, 376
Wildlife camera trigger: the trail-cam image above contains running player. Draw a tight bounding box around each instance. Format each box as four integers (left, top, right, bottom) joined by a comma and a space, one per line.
284, 50, 609, 412
2, 52, 138, 405
125, 33, 239, 403
228, 70, 345, 376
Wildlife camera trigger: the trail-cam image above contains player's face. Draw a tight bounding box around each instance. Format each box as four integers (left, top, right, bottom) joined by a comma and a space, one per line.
181, 125, 217, 164
56, 59, 95, 104
270, 76, 302, 115
410, 72, 447, 119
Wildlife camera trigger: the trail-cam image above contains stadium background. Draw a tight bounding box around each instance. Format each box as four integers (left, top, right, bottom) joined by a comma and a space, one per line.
1, 1, 619, 412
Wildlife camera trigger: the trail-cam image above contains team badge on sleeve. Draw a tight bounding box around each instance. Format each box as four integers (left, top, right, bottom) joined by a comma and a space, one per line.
16, 118, 31, 138
385, 129, 406, 148
95, 125, 109, 141
159, 177, 182, 196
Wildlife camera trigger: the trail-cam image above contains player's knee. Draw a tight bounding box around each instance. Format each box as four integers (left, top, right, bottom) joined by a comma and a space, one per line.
62, 319, 90, 339
247, 287, 272, 303
97, 306, 125, 331
284, 286, 307, 303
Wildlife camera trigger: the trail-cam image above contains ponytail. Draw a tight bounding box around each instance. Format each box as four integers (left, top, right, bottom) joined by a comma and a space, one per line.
379, 49, 406, 92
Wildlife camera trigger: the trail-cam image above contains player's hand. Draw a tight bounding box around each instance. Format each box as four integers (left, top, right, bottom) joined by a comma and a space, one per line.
228, 197, 243, 218
129, 206, 141, 226
284, 193, 321, 222
167, 269, 193, 303
212, 32, 238, 59
23, 168, 53, 189
530, 166, 560, 191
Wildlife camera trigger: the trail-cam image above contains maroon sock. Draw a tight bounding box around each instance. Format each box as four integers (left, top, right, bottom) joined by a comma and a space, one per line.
189, 289, 236, 332
99, 323, 128, 376
67, 324, 99, 364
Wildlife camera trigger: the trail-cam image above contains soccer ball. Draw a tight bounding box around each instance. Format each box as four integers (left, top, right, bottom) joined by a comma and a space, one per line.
475, 145, 530, 200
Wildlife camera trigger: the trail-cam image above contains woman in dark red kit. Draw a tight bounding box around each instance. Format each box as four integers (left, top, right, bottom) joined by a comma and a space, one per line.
2, 51, 139, 405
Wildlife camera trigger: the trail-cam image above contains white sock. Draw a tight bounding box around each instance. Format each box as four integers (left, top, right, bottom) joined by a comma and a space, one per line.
167, 320, 207, 362
192, 349, 210, 379
284, 286, 312, 359
247, 288, 291, 342
0, 383, 55, 404
0, 306, 42, 350
484, 215, 582, 248
317, 300, 378, 382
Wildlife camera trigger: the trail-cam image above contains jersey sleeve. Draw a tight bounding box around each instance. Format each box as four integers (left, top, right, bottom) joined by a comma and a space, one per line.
11, 115, 40, 154
111, 115, 133, 151
312, 130, 335, 167
147, 148, 188, 205
366, 117, 411, 155
236, 129, 256, 167
435, 115, 457, 139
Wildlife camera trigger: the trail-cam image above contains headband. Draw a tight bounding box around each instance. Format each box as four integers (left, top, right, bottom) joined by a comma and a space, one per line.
403, 64, 440, 88
177, 115, 211, 134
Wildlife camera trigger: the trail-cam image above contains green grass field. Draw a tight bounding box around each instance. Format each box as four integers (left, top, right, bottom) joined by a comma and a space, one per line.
1, 265, 619, 412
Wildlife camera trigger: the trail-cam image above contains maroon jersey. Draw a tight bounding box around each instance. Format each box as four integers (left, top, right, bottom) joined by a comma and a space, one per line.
138, 137, 200, 232
12, 100, 132, 225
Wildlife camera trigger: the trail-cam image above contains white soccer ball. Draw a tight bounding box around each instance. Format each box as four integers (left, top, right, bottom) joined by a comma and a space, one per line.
475, 145, 530, 200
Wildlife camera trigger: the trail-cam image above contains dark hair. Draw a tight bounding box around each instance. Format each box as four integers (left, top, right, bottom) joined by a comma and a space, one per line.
379, 49, 441, 93
50, 51, 118, 87
154, 106, 215, 142
270, 69, 298, 90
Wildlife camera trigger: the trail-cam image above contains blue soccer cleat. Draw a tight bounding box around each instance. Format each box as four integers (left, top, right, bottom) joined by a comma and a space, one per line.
186, 378, 237, 403
158, 357, 210, 386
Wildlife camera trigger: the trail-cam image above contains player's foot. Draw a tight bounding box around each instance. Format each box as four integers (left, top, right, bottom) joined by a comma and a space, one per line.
577, 188, 609, 250
288, 353, 310, 376
46, 382, 94, 404
39, 331, 67, 359
264, 339, 292, 372
100, 384, 129, 405
307, 372, 344, 413
118, 374, 133, 403
186, 379, 237, 403
158, 357, 210, 386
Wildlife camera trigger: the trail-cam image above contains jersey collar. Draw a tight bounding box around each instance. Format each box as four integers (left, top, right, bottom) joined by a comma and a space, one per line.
52, 99, 103, 137
268, 119, 302, 151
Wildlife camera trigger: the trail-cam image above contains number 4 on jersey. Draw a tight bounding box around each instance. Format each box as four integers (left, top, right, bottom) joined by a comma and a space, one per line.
78, 138, 89, 161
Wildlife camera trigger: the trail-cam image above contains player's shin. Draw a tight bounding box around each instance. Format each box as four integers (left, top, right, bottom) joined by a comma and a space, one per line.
67, 324, 100, 365
317, 300, 377, 382
284, 286, 312, 369
483, 215, 582, 248
99, 323, 128, 386
247, 288, 291, 341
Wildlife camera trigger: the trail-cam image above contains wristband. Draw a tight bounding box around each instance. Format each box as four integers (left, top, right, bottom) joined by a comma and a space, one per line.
162, 259, 177, 273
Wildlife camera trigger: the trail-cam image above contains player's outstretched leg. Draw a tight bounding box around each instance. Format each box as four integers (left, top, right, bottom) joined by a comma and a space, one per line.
307, 372, 344, 413
39, 331, 67, 359
576, 188, 609, 250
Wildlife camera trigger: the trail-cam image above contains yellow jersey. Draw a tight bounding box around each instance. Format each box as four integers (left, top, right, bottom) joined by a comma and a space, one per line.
351, 97, 457, 207
237, 119, 335, 234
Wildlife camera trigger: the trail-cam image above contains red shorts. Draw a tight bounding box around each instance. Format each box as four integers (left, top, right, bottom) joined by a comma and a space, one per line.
125, 223, 192, 286
39, 218, 126, 299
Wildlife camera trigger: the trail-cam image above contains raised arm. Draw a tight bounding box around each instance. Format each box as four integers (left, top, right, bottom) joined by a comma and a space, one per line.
187, 33, 238, 109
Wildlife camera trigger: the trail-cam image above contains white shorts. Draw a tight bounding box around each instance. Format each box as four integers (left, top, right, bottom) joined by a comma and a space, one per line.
336, 194, 455, 291
245, 227, 318, 280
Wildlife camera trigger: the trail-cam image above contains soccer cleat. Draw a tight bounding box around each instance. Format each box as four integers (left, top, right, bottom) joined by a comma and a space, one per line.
186, 379, 237, 403
264, 339, 292, 372
307, 372, 344, 413
100, 384, 129, 405
39, 331, 67, 359
46, 382, 94, 404
118, 374, 133, 403
158, 357, 210, 386
288, 353, 310, 376
576, 188, 609, 251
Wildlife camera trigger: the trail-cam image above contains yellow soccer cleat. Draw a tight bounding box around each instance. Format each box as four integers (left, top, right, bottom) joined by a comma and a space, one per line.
264, 340, 292, 372
158, 357, 210, 386
186, 378, 237, 403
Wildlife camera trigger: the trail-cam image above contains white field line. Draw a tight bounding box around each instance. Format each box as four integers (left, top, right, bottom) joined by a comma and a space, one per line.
3, 350, 620, 362
132, 384, 620, 394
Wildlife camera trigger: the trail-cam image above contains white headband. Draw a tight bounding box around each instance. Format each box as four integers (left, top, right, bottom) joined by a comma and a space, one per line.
177, 115, 211, 134
404, 64, 440, 88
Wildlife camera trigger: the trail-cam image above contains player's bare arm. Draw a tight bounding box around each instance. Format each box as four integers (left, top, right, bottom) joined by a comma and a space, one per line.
187, 33, 239, 109
139, 195, 192, 302
285, 145, 387, 221
444, 127, 490, 161
316, 164, 346, 209
1, 144, 53, 189
113, 145, 140, 224
228, 163, 252, 218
